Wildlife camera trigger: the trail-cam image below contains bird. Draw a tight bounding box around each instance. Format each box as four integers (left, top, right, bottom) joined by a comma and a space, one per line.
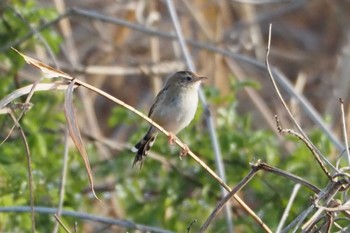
131, 71, 207, 167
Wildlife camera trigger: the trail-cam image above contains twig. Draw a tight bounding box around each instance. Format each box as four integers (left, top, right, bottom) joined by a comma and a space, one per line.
0, 11, 70, 53
276, 184, 301, 233
0, 206, 174, 233
302, 182, 342, 231
0, 82, 75, 110
266, 24, 336, 176
4, 4, 58, 68
52, 128, 70, 233
275, 115, 332, 180
8, 112, 35, 233
186, 220, 197, 233
53, 214, 72, 233
281, 205, 314, 233
225, 59, 286, 143
252, 162, 320, 193
325, 213, 334, 233
199, 162, 261, 233
339, 98, 350, 167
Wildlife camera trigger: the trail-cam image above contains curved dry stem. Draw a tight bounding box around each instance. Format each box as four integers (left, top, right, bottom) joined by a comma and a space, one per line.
266, 24, 335, 178
8, 112, 35, 233
52, 128, 70, 233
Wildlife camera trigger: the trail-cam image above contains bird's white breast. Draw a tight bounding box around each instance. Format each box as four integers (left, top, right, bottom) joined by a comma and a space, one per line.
152, 87, 199, 134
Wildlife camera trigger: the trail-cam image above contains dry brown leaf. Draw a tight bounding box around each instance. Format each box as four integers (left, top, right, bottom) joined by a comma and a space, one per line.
64, 80, 98, 200
12, 47, 73, 80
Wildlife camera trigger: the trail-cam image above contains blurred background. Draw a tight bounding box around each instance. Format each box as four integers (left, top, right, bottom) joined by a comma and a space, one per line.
1, 0, 350, 232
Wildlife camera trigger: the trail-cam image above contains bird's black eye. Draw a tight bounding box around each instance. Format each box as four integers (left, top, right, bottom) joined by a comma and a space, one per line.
186, 76, 192, 81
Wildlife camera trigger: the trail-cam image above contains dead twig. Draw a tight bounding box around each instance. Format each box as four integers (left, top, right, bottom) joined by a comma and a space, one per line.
266, 24, 335, 179
339, 98, 350, 167
276, 184, 301, 233
199, 161, 261, 232
53, 214, 72, 233
8, 111, 35, 233
275, 115, 332, 180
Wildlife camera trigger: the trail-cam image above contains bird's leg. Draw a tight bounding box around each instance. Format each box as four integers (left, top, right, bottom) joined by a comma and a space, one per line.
167, 133, 189, 159
167, 132, 177, 145
179, 144, 190, 159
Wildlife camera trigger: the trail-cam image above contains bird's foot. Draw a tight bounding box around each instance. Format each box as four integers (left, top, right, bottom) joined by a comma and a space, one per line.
167, 132, 177, 145
179, 144, 189, 159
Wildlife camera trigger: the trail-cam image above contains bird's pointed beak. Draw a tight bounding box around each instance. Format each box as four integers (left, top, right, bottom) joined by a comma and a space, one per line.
195, 75, 208, 82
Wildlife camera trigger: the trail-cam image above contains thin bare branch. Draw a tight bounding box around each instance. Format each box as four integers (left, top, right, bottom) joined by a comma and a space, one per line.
4, 4, 58, 68
52, 128, 70, 233
282, 205, 314, 233
0, 206, 174, 233
199, 162, 261, 233
339, 98, 350, 167
8, 112, 35, 233
252, 162, 320, 193
53, 215, 72, 233
275, 115, 332, 180
276, 184, 301, 233
266, 24, 336, 176
186, 220, 197, 233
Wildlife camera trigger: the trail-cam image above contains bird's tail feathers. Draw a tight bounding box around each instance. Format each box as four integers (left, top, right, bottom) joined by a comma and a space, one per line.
132, 132, 157, 168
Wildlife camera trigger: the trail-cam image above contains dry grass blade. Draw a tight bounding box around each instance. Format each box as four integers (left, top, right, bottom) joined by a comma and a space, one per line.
1, 51, 46, 145
64, 80, 98, 200
0, 103, 32, 146
0, 83, 73, 110
0, 79, 40, 145
12, 49, 99, 200
12, 48, 72, 80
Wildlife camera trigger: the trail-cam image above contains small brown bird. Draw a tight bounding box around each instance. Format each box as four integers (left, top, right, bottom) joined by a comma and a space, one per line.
131, 71, 207, 167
